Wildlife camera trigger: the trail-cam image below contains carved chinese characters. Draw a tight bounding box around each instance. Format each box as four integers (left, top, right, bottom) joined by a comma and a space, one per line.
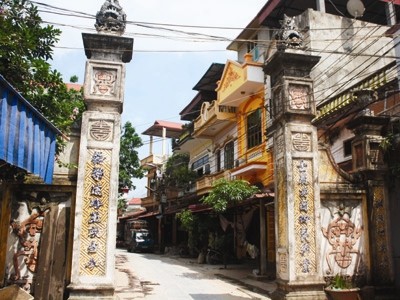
371, 186, 391, 283
294, 159, 316, 275
80, 150, 111, 275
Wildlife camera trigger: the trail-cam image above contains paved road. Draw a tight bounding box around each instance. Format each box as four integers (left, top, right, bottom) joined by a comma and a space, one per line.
115, 248, 272, 300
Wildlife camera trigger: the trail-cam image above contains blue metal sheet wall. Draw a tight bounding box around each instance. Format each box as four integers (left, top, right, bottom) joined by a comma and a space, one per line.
0, 75, 60, 184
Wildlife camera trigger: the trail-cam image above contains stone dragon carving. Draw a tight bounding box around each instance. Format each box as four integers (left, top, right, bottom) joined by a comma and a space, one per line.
276, 14, 303, 51
95, 0, 127, 35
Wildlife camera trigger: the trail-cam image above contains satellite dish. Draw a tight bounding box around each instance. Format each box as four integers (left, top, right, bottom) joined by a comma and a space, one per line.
347, 0, 365, 18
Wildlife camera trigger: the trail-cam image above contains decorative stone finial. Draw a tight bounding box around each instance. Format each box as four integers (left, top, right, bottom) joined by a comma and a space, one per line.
275, 14, 303, 51
95, 0, 126, 35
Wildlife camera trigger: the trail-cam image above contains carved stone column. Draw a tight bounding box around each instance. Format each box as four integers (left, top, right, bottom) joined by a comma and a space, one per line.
68, 2, 133, 299
347, 114, 394, 287
265, 50, 325, 299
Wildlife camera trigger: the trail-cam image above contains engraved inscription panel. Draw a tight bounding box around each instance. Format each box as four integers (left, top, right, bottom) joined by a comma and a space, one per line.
293, 159, 316, 275
279, 251, 288, 277
373, 185, 391, 283
277, 157, 287, 248
79, 149, 111, 276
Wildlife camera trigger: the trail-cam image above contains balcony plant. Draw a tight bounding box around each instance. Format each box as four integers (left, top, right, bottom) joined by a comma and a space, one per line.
164, 153, 197, 191
325, 274, 360, 300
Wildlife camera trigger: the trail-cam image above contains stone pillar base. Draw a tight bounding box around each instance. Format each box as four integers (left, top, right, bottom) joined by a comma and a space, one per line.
271, 280, 327, 300
68, 285, 115, 300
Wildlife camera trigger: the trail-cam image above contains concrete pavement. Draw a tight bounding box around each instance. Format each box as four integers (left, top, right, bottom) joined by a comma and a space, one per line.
114, 248, 276, 299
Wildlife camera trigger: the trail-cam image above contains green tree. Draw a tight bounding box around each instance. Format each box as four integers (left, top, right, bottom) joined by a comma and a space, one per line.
201, 178, 259, 213
164, 153, 197, 189
119, 121, 144, 193
0, 0, 85, 138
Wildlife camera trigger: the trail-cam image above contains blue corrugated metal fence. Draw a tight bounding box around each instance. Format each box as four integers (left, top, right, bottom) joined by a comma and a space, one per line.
0, 75, 61, 184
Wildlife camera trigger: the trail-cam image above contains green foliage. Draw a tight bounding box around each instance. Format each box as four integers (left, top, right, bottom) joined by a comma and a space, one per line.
176, 210, 217, 255
117, 197, 128, 213
119, 122, 144, 193
201, 178, 259, 213
380, 131, 400, 177
70, 75, 79, 83
0, 0, 85, 147
176, 209, 196, 231
330, 274, 353, 289
164, 153, 197, 188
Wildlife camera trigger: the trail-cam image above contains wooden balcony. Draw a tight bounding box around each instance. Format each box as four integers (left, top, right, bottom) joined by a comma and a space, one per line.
193, 101, 236, 138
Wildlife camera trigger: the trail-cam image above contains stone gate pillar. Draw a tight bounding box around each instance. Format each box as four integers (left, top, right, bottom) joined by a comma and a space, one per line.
68, 1, 133, 299
347, 113, 394, 288
264, 50, 325, 299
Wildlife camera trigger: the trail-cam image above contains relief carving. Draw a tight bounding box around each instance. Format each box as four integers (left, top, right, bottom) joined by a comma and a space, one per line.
8, 192, 54, 292
90, 120, 113, 141
292, 132, 311, 152
92, 69, 117, 96
321, 202, 363, 274
221, 68, 240, 92
288, 84, 309, 110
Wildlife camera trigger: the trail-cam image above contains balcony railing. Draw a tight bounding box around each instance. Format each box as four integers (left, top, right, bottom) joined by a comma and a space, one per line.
173, 122, 194, 150
196, 170, 231, 195
194, 101, 236, 136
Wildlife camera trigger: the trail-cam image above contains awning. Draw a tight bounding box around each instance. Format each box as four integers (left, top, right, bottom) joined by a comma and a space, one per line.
118, 207, 147, 220
188, 204, 212, 213
136, 211, 160, 219
0, 75, 61, 183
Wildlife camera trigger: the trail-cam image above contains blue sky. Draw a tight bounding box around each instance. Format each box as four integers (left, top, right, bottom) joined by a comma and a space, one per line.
36, 0, 267, 198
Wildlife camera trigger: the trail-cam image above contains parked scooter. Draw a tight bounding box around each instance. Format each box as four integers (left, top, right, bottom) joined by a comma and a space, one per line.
206, 247, 227, 268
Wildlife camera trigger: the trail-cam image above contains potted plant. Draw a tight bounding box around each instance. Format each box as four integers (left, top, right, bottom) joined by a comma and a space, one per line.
325, 274, 361, 300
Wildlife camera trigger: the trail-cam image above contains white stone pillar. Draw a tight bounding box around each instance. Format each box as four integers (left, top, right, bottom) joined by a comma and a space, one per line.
68, 3, 133, 297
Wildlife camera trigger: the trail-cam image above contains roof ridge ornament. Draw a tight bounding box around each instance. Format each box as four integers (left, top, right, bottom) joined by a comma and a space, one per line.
276, 14, 303, 51
95, 0, 127, 35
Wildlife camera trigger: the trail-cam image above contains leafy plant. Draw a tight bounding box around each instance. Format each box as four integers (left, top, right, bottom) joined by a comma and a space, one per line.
117, 197, 128, 215
119, 122, 144, 193
0, 0, 85, 142
380, 131, 400, 177
176, 209, 196, 231
201, 179, 259, 213
330, 274, 353, 290
164, 153, 197, 189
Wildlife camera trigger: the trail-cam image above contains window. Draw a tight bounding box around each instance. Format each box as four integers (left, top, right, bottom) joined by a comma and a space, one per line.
224, 141, 234, 170
247, 108, 262, 149
343, 138, 353, 157
191, 155, 209, 176
247, 35, 259, 60
216, 149, 221, 172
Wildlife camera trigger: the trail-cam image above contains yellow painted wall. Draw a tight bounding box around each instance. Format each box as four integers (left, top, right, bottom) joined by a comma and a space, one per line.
235, 95, 274, 188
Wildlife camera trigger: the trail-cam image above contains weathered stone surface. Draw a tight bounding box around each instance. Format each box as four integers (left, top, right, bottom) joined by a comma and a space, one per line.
68, 4, 133, 300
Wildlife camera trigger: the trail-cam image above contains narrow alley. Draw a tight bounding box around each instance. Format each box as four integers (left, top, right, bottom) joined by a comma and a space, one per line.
114, 249, 275, 300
